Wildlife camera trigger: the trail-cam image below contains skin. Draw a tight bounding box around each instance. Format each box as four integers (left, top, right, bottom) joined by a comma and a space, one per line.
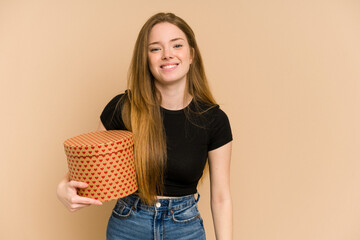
147, 22, 194, 110
209, 142, 233, 240
56, 22, 233, 239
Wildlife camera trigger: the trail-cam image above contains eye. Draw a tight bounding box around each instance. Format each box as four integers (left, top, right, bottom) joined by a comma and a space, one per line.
150, 47, 160, 52
174, 44, 183, 48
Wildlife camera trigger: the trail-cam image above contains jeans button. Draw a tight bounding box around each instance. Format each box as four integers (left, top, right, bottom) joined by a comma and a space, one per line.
155, 202, 161, 208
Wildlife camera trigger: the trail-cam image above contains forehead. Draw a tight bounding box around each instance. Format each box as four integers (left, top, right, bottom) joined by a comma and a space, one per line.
148, 22, 187, 43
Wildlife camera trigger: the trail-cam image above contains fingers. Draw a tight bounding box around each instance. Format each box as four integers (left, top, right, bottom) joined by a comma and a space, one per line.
57, 176, 103, 212
68, 202, 92, 212
71, 195, 103, 206
68, 180, 89, 189
66, 194, 102, 213
66, 181, 103, 208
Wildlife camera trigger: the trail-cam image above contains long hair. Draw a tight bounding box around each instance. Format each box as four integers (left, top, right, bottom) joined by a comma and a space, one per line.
121, 12, 217, 205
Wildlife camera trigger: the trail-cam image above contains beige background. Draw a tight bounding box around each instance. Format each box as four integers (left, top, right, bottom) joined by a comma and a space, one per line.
1, 0, 359, 239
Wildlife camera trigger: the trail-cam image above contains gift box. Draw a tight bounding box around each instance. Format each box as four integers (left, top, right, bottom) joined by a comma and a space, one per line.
64, 130, 137, 202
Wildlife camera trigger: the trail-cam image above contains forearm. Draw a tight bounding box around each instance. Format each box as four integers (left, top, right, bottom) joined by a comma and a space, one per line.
211, 197, 233, 240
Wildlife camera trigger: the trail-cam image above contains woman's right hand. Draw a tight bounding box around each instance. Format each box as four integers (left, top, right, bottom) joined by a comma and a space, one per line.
56, 172, 103, 212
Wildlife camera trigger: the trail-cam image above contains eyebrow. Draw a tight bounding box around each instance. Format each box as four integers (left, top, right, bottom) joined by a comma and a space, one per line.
148, 38, 185, 46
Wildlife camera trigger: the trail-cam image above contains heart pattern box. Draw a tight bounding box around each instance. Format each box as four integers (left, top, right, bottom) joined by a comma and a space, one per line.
64, 130, 137, 202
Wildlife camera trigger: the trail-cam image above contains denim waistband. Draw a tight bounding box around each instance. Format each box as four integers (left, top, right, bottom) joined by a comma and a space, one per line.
119, 193, 200, 212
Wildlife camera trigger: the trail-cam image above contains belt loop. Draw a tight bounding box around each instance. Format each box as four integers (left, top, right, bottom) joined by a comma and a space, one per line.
168, 199, 173, 210
133, 196, 140, 210
167, 199, 173, 216
195, 192, 200, 203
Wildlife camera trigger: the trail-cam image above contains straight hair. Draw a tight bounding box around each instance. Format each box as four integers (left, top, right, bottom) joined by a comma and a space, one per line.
121, 12, 217, 205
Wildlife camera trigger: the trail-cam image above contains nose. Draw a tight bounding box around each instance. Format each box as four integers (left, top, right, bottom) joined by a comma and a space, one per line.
162, 47, 173, 60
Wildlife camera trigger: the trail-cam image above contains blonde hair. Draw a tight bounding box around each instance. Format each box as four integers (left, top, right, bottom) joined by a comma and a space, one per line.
121, 12, 217, 205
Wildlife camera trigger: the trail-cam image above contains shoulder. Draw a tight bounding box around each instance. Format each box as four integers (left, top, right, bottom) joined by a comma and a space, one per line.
100, 91, 129, 130
206, 106, 231, 132
190, 100, 229, 123
191, 101, 232, 151
105, 91, 129, 107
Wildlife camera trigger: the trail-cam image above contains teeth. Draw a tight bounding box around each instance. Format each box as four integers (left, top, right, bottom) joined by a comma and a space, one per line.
162, 64, 177, 69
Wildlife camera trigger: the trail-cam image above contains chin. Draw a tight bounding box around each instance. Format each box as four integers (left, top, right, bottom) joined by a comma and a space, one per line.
155, 76, 186, 85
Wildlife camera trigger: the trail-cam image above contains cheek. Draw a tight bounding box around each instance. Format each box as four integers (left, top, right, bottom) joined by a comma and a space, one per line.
147, 57, 157, 73
183, 50, 192, 64
148, 64, 157, 78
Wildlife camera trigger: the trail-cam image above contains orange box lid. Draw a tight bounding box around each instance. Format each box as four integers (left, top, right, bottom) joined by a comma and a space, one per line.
64, 130, 133, 158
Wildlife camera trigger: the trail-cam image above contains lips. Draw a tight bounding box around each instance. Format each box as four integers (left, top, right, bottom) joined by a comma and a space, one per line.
160, 63, 179, 69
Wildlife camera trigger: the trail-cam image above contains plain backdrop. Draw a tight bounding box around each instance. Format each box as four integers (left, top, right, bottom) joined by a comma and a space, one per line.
1, 0, 359, 239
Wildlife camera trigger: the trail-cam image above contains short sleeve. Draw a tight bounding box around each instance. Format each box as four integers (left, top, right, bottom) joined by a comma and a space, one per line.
208, 107, 233, 151
100, 94, 127, 130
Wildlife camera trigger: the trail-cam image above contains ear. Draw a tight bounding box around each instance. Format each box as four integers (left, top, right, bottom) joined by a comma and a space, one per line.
190, 48, 195, 64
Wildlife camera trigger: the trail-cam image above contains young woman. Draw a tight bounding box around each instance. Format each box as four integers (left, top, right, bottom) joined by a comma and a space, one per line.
57, 12, 233, 240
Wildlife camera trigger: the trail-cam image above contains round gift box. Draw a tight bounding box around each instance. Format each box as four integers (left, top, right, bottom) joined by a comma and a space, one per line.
64, 130, 137, 202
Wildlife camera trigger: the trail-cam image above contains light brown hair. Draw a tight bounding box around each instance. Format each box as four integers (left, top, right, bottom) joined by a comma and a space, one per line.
121, 12, 217, 204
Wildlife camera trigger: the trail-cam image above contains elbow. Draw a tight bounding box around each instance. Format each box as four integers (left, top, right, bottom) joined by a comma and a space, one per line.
211, 191, 232, 205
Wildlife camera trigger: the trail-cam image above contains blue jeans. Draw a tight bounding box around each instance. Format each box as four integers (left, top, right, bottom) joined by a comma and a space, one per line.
106, 193, 206, 240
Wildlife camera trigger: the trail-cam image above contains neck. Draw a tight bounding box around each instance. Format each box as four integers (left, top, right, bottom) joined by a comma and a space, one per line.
155, 82, 192, 110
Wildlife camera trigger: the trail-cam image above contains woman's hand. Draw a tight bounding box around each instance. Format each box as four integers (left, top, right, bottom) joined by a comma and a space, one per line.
56, 172, 103, 212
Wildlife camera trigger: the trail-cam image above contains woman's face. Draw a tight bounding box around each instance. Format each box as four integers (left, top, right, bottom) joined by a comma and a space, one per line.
147, 22, 193, 88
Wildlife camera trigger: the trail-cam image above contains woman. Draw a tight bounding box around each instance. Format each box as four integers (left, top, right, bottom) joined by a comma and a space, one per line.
57, 12, 233, 240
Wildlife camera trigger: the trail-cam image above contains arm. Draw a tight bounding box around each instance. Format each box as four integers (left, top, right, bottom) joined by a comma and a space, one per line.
208, 141, 233, 240
56, 121, 107, 212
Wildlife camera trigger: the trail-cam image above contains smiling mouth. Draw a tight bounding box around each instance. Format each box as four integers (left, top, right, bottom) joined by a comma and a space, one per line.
160, 63, 179, 69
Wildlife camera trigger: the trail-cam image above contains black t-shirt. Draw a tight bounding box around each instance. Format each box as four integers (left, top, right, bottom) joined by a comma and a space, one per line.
100, 93, 232, 196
